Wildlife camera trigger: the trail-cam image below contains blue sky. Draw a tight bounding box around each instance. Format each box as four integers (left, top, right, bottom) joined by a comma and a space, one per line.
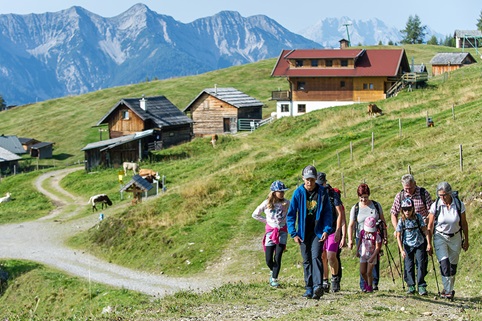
1, 0, 480, 36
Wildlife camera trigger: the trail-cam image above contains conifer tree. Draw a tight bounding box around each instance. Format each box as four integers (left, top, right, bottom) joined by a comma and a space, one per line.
477, 10, 482, 31
400, 15, 427, 44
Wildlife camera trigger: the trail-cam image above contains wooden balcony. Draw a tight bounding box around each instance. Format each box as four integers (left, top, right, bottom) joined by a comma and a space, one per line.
271, 90, 291, 100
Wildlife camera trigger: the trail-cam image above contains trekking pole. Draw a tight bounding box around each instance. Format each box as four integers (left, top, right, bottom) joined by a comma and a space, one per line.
384, 244, 396, 284
385, 244, 401, 277
398, 249, 406, 291
431, 254, 441, 297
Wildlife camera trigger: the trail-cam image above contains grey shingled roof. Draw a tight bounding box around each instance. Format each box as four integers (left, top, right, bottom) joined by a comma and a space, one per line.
97, 96, 193, 128
430, 52, 476, 65
184, 87, 263, 112
454, 30, 482, 37
120, 175, 153, 192
31, 142, 54, 149
82, 130, 154, 151
0, 147, 22, 162
0, 135, 26, 154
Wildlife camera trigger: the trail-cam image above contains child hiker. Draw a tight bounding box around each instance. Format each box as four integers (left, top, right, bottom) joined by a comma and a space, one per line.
396, 198, 431, 295
252, 180, 290, 287
357, 216, 382, 293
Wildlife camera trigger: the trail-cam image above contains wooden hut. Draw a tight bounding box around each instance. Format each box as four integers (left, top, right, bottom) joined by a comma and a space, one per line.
183, 87, 263, 136
429, 52, 477, 76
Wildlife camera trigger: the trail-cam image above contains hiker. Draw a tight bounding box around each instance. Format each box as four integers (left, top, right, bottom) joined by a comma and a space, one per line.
357, 216, 382, 293
390, 174, 433, 233
396, 198, 431, 295
287, 165, 333, 300
427, 182, 469, 300
252, 180, 290, 287
348, 183, 387, 291
316, 172, 346, 293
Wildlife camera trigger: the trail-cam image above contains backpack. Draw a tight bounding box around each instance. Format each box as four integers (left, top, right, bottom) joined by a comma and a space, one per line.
398, 187, 428, 210
434, 191, 462, 229
354, 200, 385, 239
400, 213, 424, 243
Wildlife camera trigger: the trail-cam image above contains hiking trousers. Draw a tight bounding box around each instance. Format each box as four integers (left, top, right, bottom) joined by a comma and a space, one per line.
299, 233, 324, 290
403, 242, 428, 287
434, 231, 462, 293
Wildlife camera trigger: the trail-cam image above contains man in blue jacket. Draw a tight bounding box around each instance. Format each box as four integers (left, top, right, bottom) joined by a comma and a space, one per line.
287, 165, 333, 299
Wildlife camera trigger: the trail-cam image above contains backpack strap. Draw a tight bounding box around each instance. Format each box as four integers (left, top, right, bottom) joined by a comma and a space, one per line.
434, 192, 462, 230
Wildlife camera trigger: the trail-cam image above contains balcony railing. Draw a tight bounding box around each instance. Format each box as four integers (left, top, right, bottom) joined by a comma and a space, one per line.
271, 90, 291, 100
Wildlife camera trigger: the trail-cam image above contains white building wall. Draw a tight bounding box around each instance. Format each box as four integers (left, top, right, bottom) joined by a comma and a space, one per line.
276, 100, 355, 118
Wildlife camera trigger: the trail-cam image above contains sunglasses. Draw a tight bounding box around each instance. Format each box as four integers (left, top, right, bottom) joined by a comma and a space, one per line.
402, 207, 413, 211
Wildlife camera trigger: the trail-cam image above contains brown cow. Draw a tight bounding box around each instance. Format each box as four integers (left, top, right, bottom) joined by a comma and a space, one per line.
367, 103, 383, 116
211, 134, 218, 148
139, 169, 160, 180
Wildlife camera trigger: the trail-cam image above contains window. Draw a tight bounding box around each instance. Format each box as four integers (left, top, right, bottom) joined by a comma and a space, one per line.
369, 83, 374, 90
325, 59, 333, 67
295, 59, 304, 67
311, 60, 318, 67
122, 110, 129, 120
363, 83, 374, 90
341, 59, 348, 67
297, 104, 306, 113
281, 104, 290, 113
340, 81, 346, 88
297, 81, 306, 90
203, 100, 210, 110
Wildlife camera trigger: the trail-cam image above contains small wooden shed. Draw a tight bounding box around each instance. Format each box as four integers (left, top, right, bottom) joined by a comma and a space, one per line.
30, 142, 54, 159
183, 87, 263, 136
0, 147, 21, 173
120, 174, 153, 204
429, 52, 477, 76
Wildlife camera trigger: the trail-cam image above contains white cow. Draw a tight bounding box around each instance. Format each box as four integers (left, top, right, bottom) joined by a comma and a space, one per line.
0, 192, 11, 203
123, 162, 139, 175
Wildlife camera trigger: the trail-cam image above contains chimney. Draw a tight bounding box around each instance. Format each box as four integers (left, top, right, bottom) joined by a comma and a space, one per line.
140, 95, 146, 111
214, 84, 217, 94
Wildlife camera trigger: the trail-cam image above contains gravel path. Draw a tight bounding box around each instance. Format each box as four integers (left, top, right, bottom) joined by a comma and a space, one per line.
0, 167, 216, 297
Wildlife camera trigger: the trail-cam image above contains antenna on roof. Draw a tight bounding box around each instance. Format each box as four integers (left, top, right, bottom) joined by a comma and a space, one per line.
343, 23, 352, 47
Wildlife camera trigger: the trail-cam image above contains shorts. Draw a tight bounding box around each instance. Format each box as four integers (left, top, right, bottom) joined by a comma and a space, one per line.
323, 232, 340, 253
360, 255, 378, 264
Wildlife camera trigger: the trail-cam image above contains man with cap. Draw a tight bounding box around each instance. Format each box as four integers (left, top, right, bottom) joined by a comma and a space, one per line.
287, 165, 333, 299
317, 172, 346, 293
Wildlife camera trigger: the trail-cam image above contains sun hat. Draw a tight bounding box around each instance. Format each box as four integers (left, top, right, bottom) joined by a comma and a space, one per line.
316, 172, 327, 185
302, 165, 317, 179
270, 180, 289, 192
364, 216, 377, 233
401, 198, 414, 208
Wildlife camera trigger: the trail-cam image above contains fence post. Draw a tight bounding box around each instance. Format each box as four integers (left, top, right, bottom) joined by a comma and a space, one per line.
371, 132, 374, 152
350, 142, 353, 161
337, 151, 340, 167
408, 165, 411, 174
452, 104, 456, 120
342, 172, 346, 198
459, 144, 463, 171
399, 118, 402, 138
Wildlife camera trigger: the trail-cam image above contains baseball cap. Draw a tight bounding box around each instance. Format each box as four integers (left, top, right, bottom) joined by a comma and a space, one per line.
364, 216, 377, 233
270, 180, 289, 192
302, 165, 317, 179
401, 198, 414, 208
316, 172, 327, 185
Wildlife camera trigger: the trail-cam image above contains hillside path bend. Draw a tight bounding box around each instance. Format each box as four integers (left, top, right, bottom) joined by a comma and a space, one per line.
0, 167, 216, 297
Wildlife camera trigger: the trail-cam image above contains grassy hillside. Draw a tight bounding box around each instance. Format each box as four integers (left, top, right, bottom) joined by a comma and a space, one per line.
1, 45, 481, 319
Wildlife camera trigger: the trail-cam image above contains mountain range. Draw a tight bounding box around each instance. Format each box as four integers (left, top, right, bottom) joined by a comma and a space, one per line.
0, 4, 444, 106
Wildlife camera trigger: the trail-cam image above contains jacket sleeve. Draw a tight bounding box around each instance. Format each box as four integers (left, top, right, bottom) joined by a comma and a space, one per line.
286, 190, 299, 238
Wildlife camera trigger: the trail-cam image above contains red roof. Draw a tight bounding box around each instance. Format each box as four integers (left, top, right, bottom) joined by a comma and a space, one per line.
271, 48, 410, 78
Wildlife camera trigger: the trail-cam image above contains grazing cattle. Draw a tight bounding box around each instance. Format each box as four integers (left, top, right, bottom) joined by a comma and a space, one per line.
367, 103, 383, 116
123, 162, 139, 175
211, 134, 218, 148
0, 192, 11, 203
88, 194, 113, 212
139, 169, 160, 180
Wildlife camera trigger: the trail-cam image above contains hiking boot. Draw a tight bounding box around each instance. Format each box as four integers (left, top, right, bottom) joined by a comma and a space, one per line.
365, 285, 373, 293
407, 285, 416, 294
331, 276, 340, 293
269, 277, 279, 287
418, 285, 427, 296
441, 290, 455, 300
322, 279, 330, 292
373, 284, 379, 291
312, 286, 324, 300
302, 288, 313, 299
